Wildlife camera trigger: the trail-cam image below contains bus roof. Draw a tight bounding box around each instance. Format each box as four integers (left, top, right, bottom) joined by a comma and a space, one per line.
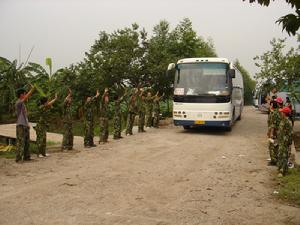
177, 58, 230, 64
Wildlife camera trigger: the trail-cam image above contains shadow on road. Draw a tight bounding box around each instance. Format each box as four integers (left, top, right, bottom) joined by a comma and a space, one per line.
178, 126, 231, 136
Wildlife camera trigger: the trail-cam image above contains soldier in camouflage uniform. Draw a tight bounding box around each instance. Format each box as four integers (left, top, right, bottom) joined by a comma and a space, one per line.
36, 94, 58, 157
84, 90, 99, 148
99, 88, 109, 144
145, 91, 157, 127
153, 92, 164, 128
113, 90, 126, 139
62, 89, 73, 151
15, 85, 35, 162
267, 99, 281, 165
126, 88, 139, 135
138, 89, 146, 133
277, 106, 293, 176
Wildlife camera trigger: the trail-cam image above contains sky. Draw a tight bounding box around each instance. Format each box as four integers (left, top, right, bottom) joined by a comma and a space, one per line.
0, 0, 298, 77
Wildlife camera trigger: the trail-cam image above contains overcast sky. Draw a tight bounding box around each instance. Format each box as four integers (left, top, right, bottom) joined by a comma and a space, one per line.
0, 0, 298, 77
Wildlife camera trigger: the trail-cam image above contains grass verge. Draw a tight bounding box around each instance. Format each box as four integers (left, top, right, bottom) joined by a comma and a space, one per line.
0, 141, 59, 159
278, 168, 300, 206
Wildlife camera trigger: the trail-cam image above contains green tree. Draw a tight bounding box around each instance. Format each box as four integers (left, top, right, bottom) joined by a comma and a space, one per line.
254, 36, 300, 103
234, 60, 256, 105
254, 37, 300, 88
0, 57, 30, 116
243, 0, 300, 35
169, 18, 217, 58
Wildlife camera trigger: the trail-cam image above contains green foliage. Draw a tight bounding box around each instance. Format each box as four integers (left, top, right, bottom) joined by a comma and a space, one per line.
234, 60, 256, 105
243, 0, 300, 35
278, 168, 300, 206
0, 57, 31, 116
254, 37, 300, 94
0, 18, 217, 122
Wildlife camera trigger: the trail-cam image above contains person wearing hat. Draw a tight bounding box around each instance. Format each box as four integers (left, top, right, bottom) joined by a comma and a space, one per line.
15, 84, 35, 162
99, 88, 110, 144
277, 106, 293, 176
285, 97, 294, 126
267, 98, 281, 166
35, 94, 58, 158
84, 90, 100, 148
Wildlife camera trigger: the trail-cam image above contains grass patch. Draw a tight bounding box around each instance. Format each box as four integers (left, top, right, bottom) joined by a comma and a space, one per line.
0, 140, 59, 159
48, 119, 127, 137
278, 168, 300, 206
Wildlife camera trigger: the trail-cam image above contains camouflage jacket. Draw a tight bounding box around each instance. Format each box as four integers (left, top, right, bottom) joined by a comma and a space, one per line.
145, 96, 154, 113
137, 95, 146, 113
269, 109, 281, 130
277, 116, 293, 146
84, 99, 95, 122
63, 101, 72, 123
99, 100, 109, 118
36, 105, 50, 130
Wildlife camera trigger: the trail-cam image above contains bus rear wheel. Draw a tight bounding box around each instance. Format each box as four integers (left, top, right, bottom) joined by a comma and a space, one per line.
183, 126, 191, 130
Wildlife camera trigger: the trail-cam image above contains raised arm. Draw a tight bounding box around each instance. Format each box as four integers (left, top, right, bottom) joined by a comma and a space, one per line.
91, 89, 100, 101
158, 93, 165, 100
22, 84, 35, 102
46, 93, 58, 107
64, 88, 72, 103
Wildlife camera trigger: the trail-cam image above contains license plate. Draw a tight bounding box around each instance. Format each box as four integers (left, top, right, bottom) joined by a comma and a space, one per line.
195, 120, 205, 125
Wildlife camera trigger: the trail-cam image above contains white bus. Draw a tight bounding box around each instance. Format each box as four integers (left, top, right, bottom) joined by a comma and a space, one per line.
167, 58, 244, 131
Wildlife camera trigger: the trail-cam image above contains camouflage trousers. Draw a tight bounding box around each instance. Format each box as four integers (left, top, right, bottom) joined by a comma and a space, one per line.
84, 120, 94, 147
113, 115, 122, 139
153, 110, 160, 128
99, 117, 109, 143
145, 110, 152, 127
16, 125, 30, 161
126, 112, 136, 135
62, 122, 73, 150
278, 144, 290, 176
36, 124, 47, 156
138, 111, 145, 132
268, 140, 278, 164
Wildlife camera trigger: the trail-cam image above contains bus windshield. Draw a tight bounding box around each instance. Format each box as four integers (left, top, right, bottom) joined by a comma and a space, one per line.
174, 63, 230, 96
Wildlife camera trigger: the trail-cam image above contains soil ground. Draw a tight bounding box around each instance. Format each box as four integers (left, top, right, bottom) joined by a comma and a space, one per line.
0, 106, 299, 225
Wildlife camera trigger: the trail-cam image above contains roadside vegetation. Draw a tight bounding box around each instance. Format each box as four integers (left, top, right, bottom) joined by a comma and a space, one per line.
0, 140, 59, 159
278, 168, 300, 206
0, 18, 255, 125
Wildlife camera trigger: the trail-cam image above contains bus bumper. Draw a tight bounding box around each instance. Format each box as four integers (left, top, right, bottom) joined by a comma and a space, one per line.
174, 119, 231, 127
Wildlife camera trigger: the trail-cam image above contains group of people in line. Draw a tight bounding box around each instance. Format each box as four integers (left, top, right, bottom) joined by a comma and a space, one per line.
267, 90, 294, 176
15, 84, 164, 163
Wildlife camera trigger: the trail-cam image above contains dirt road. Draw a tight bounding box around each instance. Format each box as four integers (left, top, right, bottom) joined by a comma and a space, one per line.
0, 106, 299, 225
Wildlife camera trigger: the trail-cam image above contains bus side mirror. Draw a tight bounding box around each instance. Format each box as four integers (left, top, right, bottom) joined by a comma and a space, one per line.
167, 63, 175, 71
228, 69, 235, 78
